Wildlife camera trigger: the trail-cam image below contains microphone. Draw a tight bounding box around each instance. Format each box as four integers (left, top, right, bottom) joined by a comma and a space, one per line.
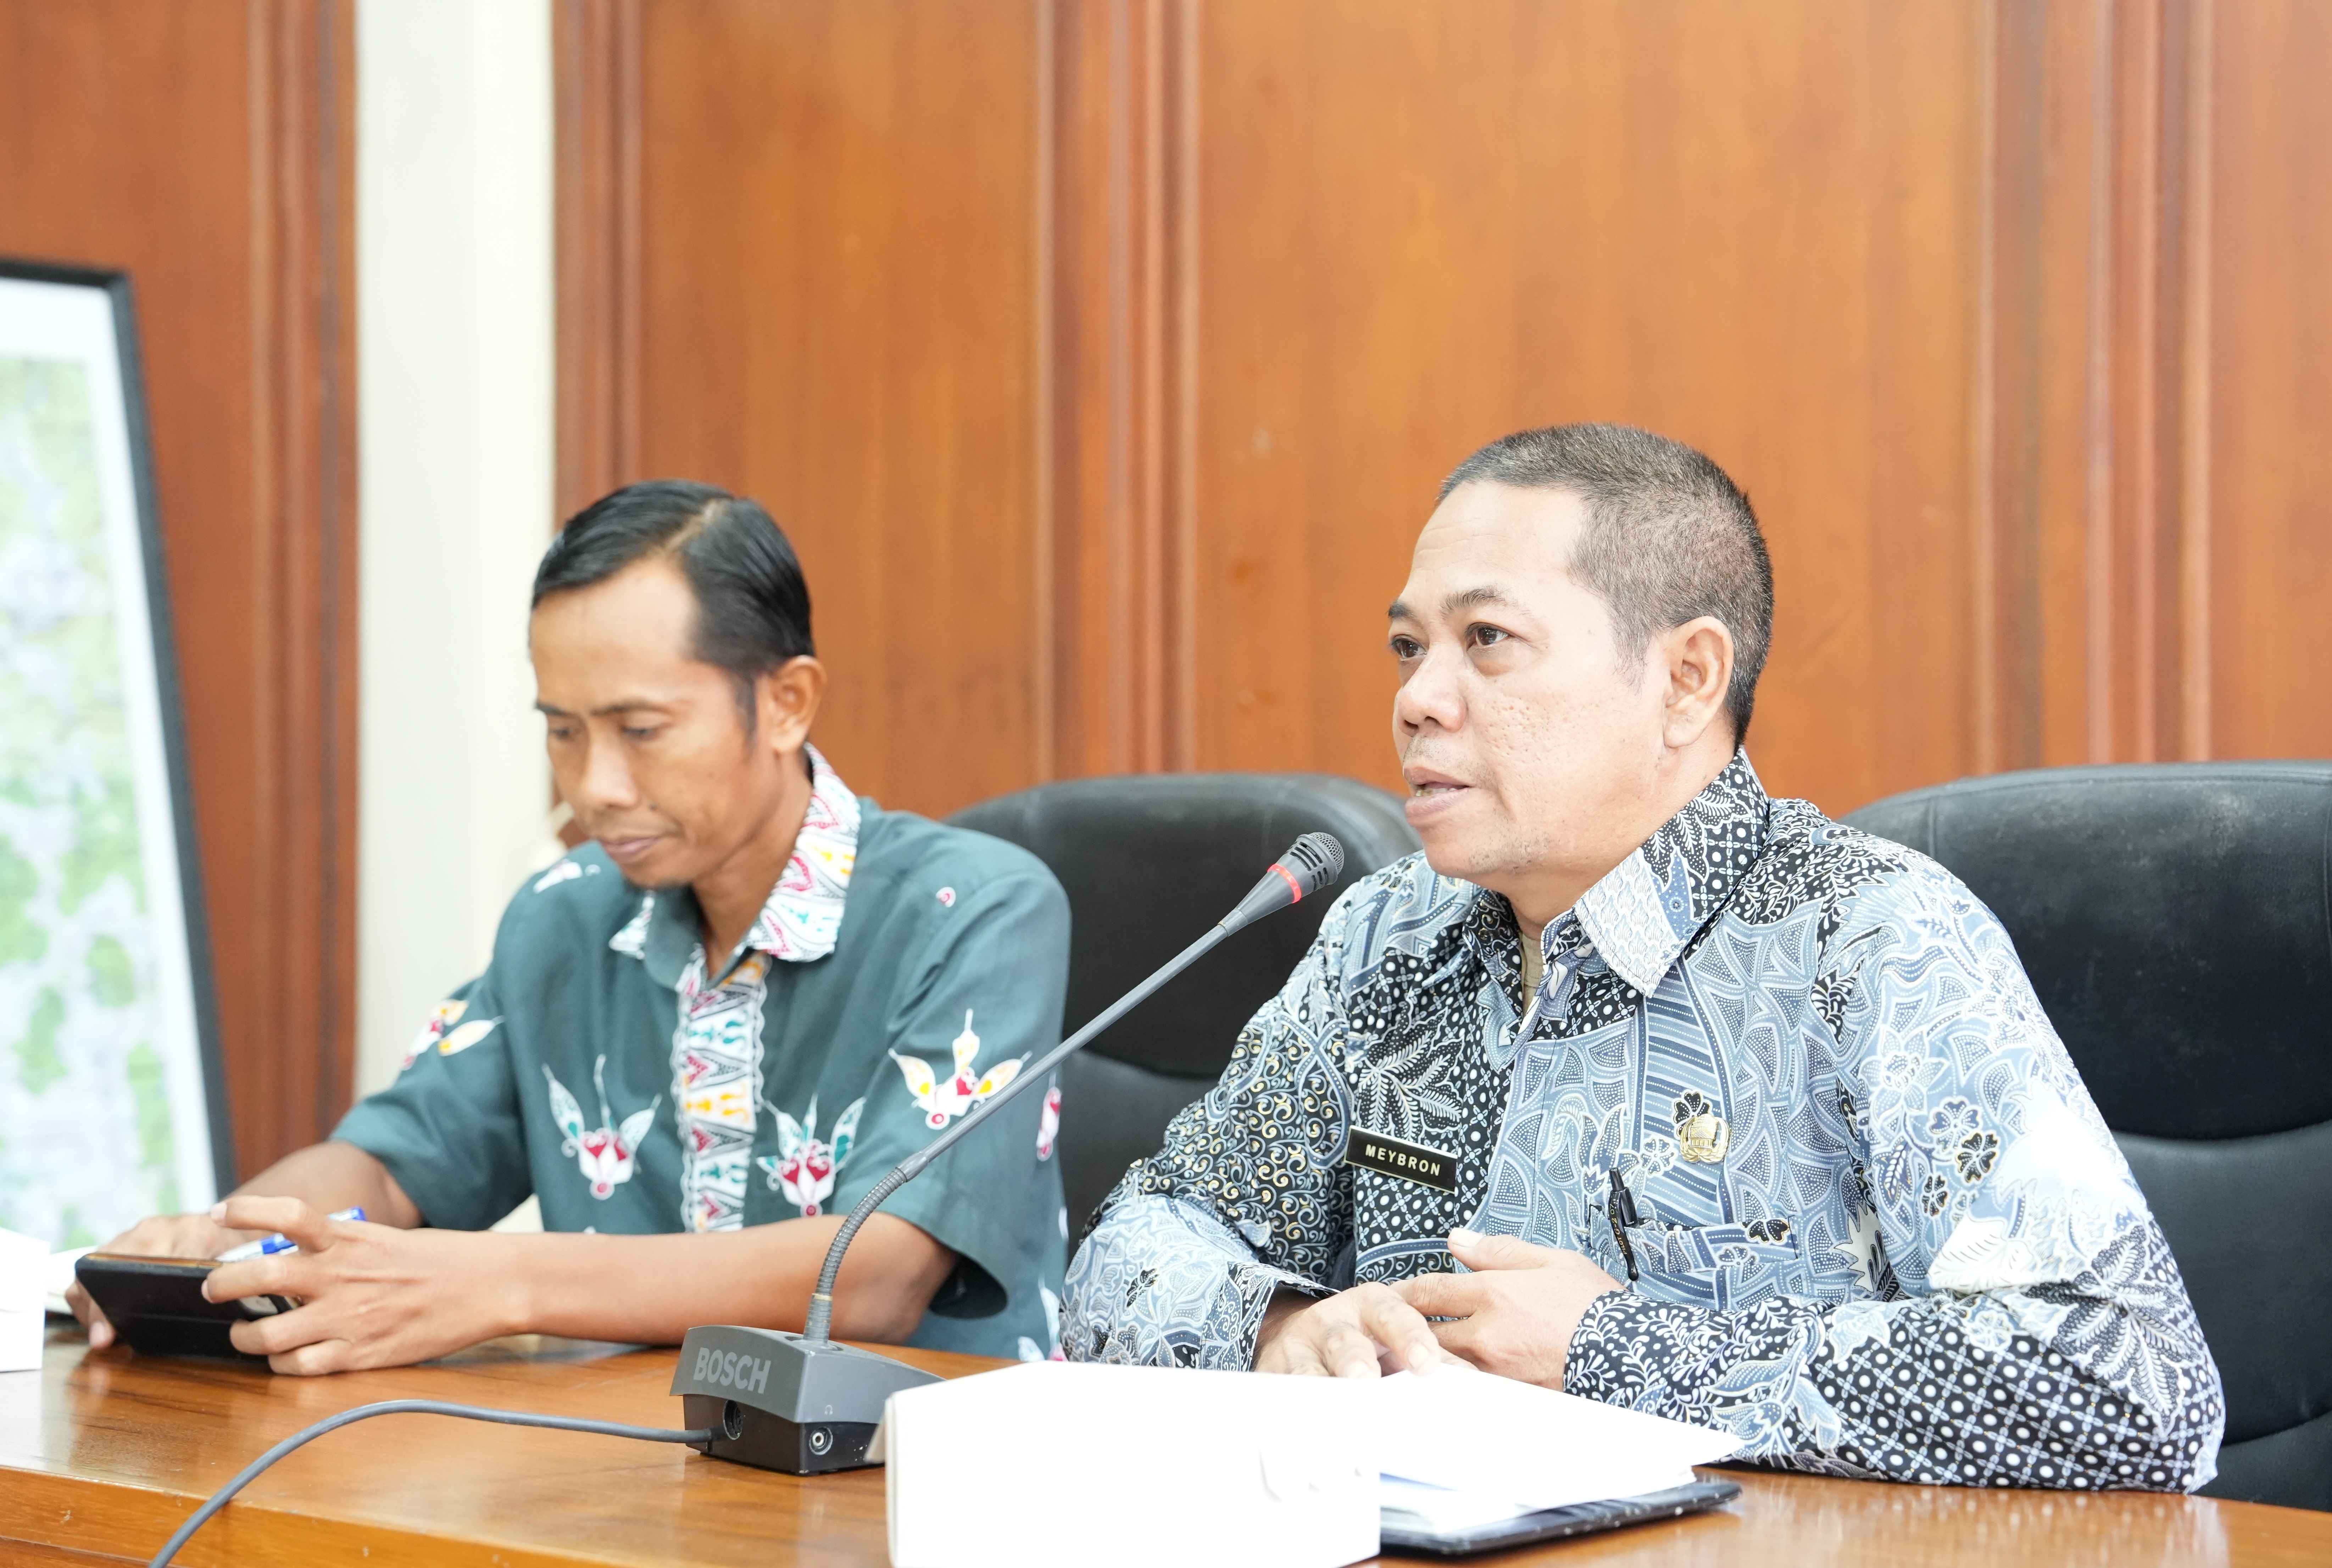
1217, 829, 1346, 937
671, 831, 1347, 1474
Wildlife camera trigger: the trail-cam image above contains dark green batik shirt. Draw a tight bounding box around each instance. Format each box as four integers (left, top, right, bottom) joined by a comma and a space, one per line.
334, 747, 1073, 1361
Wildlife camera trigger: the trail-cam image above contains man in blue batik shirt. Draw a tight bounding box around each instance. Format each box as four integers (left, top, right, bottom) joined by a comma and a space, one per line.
1064, 424, 2224, 1491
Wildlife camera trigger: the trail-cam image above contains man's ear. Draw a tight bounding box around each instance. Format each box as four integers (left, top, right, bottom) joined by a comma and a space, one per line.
756, 656, 827, 755
1660, 616, 1734, 749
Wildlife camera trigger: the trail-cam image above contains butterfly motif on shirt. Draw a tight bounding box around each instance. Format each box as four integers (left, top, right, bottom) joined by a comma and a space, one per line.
544, 1056, 661, 1200
890, 1010, 1024, 1129
399, 998, 467, 1071
755, 1094, 866, 1217
1036, 1078, 1062, 1161
400, 999, 500, 1071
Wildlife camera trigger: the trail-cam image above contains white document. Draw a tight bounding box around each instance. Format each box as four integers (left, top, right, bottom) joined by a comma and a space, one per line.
885, 1359, 1740, 1565
0, 1228, 48, 1371
1379, 1474, 1549, 1533
885, 1361, 1378, 1568
1370, 1363, 1739, 1511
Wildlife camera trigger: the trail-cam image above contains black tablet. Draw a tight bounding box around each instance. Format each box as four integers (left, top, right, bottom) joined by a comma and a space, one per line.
1378, 1478, 1742, 1557
72, 1253, 292, 1363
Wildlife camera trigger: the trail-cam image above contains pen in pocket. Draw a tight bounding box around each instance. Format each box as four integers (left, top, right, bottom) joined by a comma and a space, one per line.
1605, 1168, 1640, 1283
216, 1207, 366, 1263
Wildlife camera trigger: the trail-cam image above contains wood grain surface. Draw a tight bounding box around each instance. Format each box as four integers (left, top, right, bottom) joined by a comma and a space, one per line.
1183, 0, 1990, 814
557, 0, 1050, 820
2203, 0, 2332, 763
5, 1327, 2326, 1567
560, 0, 2332, 827
0, 0, 358, 1176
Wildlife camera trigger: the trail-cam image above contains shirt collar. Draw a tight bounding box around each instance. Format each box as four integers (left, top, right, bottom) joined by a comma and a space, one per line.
607, 743, 863, 983
1571, 748, 1772, 994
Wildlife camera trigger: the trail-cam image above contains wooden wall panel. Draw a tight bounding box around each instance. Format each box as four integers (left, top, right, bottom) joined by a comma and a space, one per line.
1976, 0, 2215, 775
1039, 0, 1204, 782
0, 1, 357, 1176
2206, 0, 2332, 761
561, 0, 1045, 816
1188, 1, 1989, 811
561, 0, 2332, 829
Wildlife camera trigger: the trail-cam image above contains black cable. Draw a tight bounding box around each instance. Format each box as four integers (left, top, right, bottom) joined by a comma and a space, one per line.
148, 1398, 713, 1568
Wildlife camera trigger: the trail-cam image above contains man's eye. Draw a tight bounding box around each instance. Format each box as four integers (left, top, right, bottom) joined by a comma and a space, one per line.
1468, 624, 1510, 649
1389, 636, 1422, 660
546, 726, 578, 742
622, 726, 662, 741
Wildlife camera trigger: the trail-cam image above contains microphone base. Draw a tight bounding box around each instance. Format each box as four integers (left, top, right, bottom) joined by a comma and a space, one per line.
670, 1324, 942, 1475
679, 1394, 884, 1474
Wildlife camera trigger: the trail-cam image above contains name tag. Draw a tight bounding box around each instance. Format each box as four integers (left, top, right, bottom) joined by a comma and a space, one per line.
1342, 1128, 1459, 1193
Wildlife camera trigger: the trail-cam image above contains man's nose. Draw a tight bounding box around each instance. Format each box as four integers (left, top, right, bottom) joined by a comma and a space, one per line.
1394, 645, 1465, 734
572, 731, 640, 810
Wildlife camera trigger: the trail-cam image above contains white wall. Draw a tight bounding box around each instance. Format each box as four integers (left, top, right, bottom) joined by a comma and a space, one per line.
356, 0, 559, 1096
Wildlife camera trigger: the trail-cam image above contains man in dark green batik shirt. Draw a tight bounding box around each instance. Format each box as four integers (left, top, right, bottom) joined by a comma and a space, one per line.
68, 481, 1072, 1371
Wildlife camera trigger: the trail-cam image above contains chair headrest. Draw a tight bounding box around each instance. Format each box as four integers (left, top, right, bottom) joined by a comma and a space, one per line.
949, 773, 1420, 1075
1845, 762, 2332, 1139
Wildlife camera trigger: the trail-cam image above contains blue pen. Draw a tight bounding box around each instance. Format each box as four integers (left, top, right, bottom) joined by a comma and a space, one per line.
216, 1207, 366, 1263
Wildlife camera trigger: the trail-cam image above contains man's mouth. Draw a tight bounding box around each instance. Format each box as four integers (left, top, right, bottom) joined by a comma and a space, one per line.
1401, 767, 1472, 817
1402, 765, 1469, 798
597, 833, 663, 864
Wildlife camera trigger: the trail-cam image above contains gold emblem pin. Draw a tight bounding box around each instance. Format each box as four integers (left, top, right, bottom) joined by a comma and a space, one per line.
1673, 1092, 1730, 1165
1678, 1114, 1730, 1164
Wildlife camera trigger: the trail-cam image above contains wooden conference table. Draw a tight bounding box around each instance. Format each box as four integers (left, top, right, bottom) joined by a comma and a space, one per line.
4, 1326, 2326, 1567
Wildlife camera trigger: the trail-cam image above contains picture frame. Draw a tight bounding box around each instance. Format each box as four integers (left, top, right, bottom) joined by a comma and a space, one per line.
0, 259, 232, 1248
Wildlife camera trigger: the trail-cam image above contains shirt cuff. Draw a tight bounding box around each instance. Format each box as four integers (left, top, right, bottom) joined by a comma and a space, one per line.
1563, 1287, 1666, 1403
878, 1157, 1029, 1322
1063, 1192, 1324, 1368
330, 1106, 503, 1234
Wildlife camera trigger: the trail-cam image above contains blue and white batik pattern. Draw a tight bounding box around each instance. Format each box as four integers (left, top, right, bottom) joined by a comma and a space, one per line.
1063, 752, 2224, 1491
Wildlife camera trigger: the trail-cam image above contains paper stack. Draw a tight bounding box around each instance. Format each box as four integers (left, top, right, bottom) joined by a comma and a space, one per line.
0, 1229, 47, 1372
883, 1359, 1739, 1567
1369, 1365, 1741, 1534
885, 1361, 1377, 1568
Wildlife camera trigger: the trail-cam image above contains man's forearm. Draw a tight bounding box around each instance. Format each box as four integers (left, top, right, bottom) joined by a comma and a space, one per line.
493, 1213, 953, 1347
233, 1140, 421, 1228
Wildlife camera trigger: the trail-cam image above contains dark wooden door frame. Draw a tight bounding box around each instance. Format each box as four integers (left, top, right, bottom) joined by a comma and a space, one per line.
0, 0, 359, 1176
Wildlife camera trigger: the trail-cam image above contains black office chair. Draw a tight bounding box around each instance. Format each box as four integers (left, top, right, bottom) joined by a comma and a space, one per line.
1847, 762, 2332, 1511
949, 772, 1421, 1238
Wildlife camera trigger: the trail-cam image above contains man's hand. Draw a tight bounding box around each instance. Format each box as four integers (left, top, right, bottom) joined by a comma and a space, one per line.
1253, 1282, 1463, 1378
202, 1196, 522, 1376
66, 1211, 263, 1349
1391, 1228, 1624, 1389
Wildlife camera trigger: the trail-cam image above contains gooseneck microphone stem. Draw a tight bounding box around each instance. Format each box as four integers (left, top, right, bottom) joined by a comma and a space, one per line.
801, 922, 1231, 1345
798, 830, 1343, 1349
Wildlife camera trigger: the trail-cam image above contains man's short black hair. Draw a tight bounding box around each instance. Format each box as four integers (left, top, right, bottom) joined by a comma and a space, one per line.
1438, 423, 1774, 742
532, 479, 813, 724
